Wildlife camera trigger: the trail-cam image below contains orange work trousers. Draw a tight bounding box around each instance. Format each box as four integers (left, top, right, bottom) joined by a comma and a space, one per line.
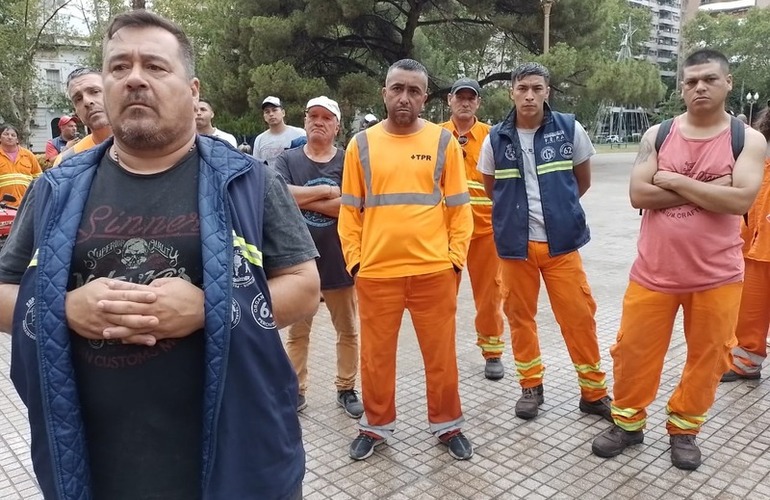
499, 241, 607, 401
286, 286, 358, 395
356, 269, 464, 439
465, 233, 505, 360
730, 259, 770, 376
611, 281, 742, 435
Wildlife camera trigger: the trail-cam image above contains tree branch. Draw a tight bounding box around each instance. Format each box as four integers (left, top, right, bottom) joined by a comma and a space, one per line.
26, 0, 74, 58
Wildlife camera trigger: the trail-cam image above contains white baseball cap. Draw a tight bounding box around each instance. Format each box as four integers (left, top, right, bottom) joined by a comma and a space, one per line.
261, 96, 282, 108
306, 96, 341, 121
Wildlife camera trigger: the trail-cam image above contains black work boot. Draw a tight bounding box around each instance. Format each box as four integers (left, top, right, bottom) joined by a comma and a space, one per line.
670, 434, 702, 470
515, 384, 544, 420
592, 425, 644, 458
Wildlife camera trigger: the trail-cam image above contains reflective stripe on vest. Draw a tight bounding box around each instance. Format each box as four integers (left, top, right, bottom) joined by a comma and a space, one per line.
0, 172, 34, 188
355, 128, 470, 207
467, 180, 491, 206
536, 160, 572, 175
494, 169, 521, 180
233, 231, 263, 267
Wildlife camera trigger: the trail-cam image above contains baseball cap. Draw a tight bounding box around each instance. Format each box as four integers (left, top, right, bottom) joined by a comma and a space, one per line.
306, 96, 341, 121
450, 78, 481, 96
58, 115, 78, 127
261, 96, 282, 109
364, 113, 378, 124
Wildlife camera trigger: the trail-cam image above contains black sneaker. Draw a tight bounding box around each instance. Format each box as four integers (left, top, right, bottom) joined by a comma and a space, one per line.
579, 395, 613, 423
592, 425, 644, 458
438, 430, 473, 460
515, 384, 544, 420
349, 431, 385, 460
721, 369, 760, 382
484, 358, 505, 380
337, 389, 364, 419
670, 435, 701, 470
297, 394, 307, 412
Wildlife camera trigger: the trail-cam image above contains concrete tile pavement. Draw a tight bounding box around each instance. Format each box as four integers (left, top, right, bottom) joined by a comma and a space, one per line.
1, 152, 769, 498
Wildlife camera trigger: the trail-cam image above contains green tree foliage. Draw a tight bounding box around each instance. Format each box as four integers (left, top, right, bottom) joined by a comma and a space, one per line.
683, 9, 770, 116
152, 0, 665, 135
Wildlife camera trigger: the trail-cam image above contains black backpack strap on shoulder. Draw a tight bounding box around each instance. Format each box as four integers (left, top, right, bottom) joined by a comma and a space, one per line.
729, 115, 745, 160
655, 118, 674, 153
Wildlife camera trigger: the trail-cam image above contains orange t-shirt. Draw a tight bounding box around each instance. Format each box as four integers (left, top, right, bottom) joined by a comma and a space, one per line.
53, 134, 98, 167
741, 158, 770, 262
339, 121, 472, 279
0, 147, 42, 208
631, 119, 743, 293
440, 118, 492, 238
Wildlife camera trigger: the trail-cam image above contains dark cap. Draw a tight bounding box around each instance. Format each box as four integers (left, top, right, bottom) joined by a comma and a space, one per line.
450, 78, 481, 96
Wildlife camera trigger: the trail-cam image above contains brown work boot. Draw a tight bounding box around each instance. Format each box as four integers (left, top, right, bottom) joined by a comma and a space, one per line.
515, 384, 544, 420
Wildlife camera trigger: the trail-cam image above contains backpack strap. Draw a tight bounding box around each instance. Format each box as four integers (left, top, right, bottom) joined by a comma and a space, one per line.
729, 115, 745, 160
655, 118, 674, 153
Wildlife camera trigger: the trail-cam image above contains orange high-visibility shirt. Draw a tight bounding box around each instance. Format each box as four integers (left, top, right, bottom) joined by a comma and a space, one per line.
440, 118, 492, 239
339, 121, 472, 279
53, 134, 98, 166
742, 158, 770, 262
0, 147, 42, 208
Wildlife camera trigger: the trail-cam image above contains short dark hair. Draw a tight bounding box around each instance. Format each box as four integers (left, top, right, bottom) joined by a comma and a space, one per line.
683, 49, 729, 73
65, 67, 101, 98
198, 98, 214, 113
511, 63, 550, 85
104, 10, 195, 79
386, 58, 429, 85
0, 124, 19, 137
755, 107, 770, 141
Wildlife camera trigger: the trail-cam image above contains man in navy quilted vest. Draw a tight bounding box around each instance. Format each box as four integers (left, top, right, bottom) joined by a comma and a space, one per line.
0, 9, 319, 500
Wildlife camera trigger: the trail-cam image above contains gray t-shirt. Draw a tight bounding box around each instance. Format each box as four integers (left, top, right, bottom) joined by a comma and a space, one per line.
477, 120, 595, 241
252, 126, 306, 167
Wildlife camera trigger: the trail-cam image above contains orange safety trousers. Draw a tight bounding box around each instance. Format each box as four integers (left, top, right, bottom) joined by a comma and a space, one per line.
499, 241, 607, 401
611, 281, 742, 435
356, 269, 464, 440
730, 259, 770, 376
465, 232, 505, 359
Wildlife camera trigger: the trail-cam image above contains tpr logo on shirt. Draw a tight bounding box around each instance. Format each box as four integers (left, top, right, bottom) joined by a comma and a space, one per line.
410, 154, 433, 161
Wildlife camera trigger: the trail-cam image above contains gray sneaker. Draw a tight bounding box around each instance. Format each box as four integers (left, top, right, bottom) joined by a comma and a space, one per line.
297, 394, 307, 413
515, 384, 544, 420
484, 358, 505, 380
337, 389, 364, 419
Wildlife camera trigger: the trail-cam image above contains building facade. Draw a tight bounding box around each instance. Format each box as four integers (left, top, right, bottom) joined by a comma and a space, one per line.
628, 0, 683, 78
684, 0, 770, 22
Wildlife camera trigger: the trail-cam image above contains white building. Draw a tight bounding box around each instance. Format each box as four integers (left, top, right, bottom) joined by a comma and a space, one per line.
628, 0, 683, 77
28, 39, 90, 152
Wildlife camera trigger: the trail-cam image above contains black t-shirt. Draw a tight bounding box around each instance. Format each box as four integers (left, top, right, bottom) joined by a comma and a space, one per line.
70, 150, 204, 500
274, 147, 353, 290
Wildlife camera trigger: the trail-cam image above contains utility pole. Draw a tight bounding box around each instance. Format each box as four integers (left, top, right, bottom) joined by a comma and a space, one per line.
541, 0, 557, 54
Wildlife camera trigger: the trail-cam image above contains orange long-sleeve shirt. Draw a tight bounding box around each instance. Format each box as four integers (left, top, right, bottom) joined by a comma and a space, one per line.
440, 118, 492, 239
0, 147, 42, 208
53, 134, 98, 166
338, 121, 472, 279
742, 158, 770, 262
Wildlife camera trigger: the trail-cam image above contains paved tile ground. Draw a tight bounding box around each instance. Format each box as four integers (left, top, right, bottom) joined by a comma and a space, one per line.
2, 152, 770, 499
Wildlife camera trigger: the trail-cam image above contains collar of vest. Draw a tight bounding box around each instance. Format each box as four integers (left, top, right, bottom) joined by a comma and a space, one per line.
46, 135, 253, 185
497, 102, 555, 137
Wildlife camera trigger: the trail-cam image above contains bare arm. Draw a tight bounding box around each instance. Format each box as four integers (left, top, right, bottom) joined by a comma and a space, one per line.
573, 159, 591, 197
303, 197, 341, 217
482, 173, 494, 200
629, 126, 690, 210
652, 128, 766, 215
267, 259, 320, 329
286, 184, 339, 209
0, 284, 19, 334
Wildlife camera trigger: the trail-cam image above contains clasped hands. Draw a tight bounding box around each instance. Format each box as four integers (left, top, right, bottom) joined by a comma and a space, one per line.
64, 277, 205, 346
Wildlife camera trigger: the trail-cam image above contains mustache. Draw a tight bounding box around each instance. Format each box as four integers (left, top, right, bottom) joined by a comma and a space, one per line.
123, 92, 154, 108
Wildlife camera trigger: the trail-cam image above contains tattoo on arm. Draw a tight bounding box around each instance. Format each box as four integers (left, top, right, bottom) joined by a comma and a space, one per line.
634, 138, 654, 166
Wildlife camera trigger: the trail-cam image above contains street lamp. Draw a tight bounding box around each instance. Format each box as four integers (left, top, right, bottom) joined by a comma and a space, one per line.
747, 91, 760, 125
541, 0, 557, 54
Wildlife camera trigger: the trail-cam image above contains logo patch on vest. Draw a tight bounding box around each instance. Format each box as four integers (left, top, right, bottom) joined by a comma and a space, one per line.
504, 144, 516, 161
22, 297, 35, 340
231, 298, 242, 328
560, 142, 574, 160
232, 247, 255, 288
541, 146, 556, 162
251, 293, 276, 330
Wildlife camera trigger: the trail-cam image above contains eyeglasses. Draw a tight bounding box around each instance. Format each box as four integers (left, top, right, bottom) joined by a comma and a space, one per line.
457, 135, 468, 147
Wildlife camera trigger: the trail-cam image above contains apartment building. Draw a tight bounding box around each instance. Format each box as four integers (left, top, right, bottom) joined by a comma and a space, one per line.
628, 0, 683, 77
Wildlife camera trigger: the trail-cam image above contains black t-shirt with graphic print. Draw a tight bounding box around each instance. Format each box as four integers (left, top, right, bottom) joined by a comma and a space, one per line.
68, 150, 204, 500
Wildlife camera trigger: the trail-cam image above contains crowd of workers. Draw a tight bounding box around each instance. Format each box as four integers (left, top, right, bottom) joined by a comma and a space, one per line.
0, 8, 768, 500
